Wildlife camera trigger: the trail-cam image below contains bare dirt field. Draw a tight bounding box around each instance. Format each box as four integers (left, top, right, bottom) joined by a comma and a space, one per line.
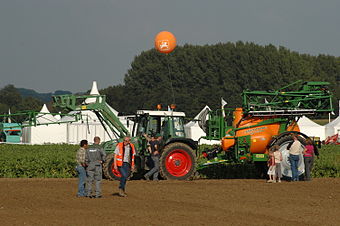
0, 178, 339, 226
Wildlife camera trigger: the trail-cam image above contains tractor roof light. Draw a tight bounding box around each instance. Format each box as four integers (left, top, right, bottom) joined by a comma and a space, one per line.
170, 104, 176, 110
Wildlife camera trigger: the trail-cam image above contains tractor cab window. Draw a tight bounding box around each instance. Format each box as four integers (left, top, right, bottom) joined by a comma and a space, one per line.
136, 116, 148, 136
148, 116, 161, 136
173, 117, 185, 137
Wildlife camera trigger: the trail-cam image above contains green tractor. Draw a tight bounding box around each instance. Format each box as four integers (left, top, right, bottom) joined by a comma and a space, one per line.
52, 94, 197, 180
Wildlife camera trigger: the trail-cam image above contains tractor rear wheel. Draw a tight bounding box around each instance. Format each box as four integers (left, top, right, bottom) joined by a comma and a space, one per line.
103, 153, 121, 181
160, 142, 196, 180
273, 134, 307, 178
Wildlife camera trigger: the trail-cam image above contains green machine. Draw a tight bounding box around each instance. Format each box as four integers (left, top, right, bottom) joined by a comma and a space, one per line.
198, 81, 333, 177
0, 123, 22, 143
52, 94, 198, 180
0, 94, 197, 180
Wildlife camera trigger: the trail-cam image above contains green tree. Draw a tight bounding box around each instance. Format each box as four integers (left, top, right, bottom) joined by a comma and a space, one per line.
102, 42, 340, 118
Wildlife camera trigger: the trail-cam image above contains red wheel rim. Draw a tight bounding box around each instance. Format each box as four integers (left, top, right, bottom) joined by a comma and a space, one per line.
165, 149, 192, 177
110, 162, 121, 178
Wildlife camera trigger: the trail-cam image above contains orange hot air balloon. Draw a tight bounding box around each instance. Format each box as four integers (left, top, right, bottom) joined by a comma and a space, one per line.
154, 31, 177, 54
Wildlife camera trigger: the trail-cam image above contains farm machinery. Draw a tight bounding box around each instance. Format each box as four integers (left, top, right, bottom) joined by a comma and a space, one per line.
0, 94, 197, 180
0, 123, 22, 143
51, 95, 198, 180
198, 81, 333, 178
0, 80, 333, 180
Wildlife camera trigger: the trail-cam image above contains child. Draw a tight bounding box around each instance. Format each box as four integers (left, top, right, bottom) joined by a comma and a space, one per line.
267, 149, 276, 183
272, 145, 283, 183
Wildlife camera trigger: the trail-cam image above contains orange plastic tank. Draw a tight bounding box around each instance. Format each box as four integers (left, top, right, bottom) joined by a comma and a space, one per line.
222, 108, 299, 154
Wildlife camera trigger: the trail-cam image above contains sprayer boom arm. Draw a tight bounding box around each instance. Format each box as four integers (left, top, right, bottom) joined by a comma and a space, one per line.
242, 81, 333, 115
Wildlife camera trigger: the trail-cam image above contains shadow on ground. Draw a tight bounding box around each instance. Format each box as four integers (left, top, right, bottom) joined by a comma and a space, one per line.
197, 163, 267, 179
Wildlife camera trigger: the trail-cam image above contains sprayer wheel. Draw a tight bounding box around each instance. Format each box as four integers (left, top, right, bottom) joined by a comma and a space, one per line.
273, 134, 307, 178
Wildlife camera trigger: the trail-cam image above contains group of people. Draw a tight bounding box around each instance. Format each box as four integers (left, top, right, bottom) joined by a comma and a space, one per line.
76, 136, 106, 198
76, 134, 161, 198
267, 134, 318, 183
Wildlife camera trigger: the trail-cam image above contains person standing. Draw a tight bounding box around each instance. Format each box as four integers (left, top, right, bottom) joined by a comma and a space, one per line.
114, 136, 136, 197
76, 139, 88, 197
272, 145, 283, 183
85, 136, 106, 198
267, 149, 276, 183
304, 139, 315, 181
144, 133, 161, 181
287, 134, 305, 182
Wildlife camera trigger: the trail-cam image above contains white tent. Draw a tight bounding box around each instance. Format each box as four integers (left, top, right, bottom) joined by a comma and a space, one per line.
35, 104, 58, 124
22, 81, 134, 144
54, 112, 61, 121
184, 106, 219, 145
22, 104, 67, 144
297, 116, 326, 141
325, 116, 340, 138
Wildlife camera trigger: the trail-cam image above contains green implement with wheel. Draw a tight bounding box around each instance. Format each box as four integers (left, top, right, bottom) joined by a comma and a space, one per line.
52, 94, 198, 180
0, 94, 198, 180
198, 80, 333, 178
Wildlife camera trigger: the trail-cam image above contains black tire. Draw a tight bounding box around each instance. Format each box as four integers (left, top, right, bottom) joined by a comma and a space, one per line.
103, 153, 121, 181
273, 134, 307, 178
103, 153, 136, 181
160, 142, 196, 180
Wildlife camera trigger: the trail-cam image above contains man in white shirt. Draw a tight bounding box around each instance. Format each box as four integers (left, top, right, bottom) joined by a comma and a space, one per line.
287, 134, 303, 181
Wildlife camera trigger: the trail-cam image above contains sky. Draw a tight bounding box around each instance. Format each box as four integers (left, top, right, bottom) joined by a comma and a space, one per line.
0, 0, 339, 93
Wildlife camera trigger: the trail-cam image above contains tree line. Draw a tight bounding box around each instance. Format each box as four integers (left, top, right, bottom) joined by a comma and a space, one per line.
102, 42, 340, 118
1, 41, 340, 119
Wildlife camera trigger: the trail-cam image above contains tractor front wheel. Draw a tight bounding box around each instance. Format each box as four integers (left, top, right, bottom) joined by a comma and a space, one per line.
160, 142, 196, 180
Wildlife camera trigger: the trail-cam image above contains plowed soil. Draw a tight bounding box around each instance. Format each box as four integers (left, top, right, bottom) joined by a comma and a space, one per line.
0, 178, 339, 226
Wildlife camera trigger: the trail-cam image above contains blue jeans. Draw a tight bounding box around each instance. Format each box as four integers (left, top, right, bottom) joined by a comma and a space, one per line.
118, 162, 131, 191
289, 154, 300, 181
76, 165, 87, 196
144, 155, 160, 180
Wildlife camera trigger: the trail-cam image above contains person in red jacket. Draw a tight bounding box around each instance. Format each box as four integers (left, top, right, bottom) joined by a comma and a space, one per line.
114, 136, 136, 197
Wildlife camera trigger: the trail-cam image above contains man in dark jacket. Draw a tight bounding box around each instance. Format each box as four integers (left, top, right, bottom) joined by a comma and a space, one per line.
85, 136, 106, 198
144, 133, 161, 181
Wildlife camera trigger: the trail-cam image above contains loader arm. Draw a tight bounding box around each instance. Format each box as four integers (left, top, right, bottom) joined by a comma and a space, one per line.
52, 94, 129, 139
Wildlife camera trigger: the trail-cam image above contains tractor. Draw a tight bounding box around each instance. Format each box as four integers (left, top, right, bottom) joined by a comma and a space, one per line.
51, 95, 197, 180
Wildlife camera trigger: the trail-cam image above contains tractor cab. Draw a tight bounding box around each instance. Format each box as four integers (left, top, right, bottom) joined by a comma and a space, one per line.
133, 110, 186, 141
